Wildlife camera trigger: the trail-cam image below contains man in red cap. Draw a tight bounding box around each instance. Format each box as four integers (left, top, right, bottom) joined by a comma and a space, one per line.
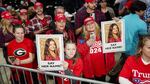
19, 9, 30, 33
46, 13, 75, 43
28, 2, 52, 40
75, 0, 106, 36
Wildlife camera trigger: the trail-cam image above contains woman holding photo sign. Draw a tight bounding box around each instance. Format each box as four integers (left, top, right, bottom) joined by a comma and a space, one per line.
77, 17, 115, 82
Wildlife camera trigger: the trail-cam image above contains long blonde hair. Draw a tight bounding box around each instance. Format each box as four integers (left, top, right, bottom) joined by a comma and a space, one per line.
1, 19, 13, 35
136, 35, 150, 57
81, 22, 100, 40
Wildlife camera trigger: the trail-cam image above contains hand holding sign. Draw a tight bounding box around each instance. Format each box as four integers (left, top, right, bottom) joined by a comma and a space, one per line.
62, 61, 69, 70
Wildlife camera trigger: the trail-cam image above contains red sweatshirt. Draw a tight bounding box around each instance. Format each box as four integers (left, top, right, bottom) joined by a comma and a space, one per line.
57, 58, 83, 84
77, 37, 115, 78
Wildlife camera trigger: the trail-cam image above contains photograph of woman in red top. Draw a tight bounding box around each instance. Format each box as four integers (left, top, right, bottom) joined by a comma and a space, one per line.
43, 38, 59, 61
108, 23, 121, 43
119, 35, 150, 84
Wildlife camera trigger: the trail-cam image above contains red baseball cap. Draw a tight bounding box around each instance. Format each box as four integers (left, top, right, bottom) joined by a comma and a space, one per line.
12, 19, 22, 25
85, 0, 96, 3
34, 2, 43, 9
1, 11, 13, 19
125, 0, 134, 9
55, 13, 66, 22
84, 17, 95, 25
20, 9, 28, 15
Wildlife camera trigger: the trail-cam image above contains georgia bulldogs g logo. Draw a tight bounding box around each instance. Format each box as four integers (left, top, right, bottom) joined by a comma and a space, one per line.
14, 48, 26, 56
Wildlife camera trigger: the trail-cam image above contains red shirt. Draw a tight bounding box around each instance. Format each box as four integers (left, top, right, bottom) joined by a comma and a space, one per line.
66, 58, 83, 77
77, 37, 115, 78
28, 15, 52, 33
108, 37, 121, 43
7, 38, 35, 68
45, 55, 60, 61
57, 58, 83, 84
119, 56, 150, 84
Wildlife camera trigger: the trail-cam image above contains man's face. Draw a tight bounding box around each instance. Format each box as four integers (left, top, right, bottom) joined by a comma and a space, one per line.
55, 20, 66, 31
87, 1, 97, 10
35, 7, 43, 15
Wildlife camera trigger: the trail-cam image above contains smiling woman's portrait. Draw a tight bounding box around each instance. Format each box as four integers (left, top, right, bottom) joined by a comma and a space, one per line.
43, 38, 60, 61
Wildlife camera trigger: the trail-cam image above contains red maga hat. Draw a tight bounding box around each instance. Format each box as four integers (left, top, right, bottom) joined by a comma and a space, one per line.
1, 11, 13, 19
34, 2, 43, 9
20, 9, 28, 15
55, 13, 66, 22
84, 17, 95, 25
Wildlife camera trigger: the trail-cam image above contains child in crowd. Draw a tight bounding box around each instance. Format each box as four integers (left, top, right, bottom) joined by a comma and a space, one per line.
57, 41, 83, 84
77, 17, 115, 82
119, 35, 150, 84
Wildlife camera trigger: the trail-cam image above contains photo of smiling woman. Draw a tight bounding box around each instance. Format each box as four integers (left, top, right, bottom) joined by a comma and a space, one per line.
108, 23, 121, 43
43, 38, 60, 61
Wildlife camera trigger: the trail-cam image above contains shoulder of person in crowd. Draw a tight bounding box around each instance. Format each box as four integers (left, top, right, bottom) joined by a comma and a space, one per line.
112, 16, 122, 22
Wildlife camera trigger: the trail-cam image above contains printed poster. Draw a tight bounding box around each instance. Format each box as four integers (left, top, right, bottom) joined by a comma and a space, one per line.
36, 34, 64, 71
101, 20, 125, 53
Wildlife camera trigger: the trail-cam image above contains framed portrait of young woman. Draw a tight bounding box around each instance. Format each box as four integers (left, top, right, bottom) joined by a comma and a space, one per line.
36, 34, 64, 71
101, 20, 125, 53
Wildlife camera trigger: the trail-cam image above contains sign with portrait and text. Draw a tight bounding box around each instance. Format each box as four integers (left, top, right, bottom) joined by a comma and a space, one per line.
36, 34, 64, 71
101, 20, 125, 53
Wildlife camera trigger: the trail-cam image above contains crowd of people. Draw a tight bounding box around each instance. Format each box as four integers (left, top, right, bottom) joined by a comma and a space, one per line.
0, 0, 150, 84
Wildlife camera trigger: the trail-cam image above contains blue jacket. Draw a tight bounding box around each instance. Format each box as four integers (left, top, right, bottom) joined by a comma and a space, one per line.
123, 13, 147, 55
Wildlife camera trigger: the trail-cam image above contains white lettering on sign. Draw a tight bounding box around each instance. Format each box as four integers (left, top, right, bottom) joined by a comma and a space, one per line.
90, 41, 102, 54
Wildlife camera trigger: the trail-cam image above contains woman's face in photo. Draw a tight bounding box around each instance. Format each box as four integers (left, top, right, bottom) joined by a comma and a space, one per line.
49, 40, 56, 51
112, 25, 119, 34
55, 20, 66, 31
85, 21, 95, 32
65, 43, 76, 59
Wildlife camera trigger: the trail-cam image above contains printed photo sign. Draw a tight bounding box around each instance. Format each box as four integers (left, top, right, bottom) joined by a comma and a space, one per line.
101, 20, 125, 53
36, 34, 64, 71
